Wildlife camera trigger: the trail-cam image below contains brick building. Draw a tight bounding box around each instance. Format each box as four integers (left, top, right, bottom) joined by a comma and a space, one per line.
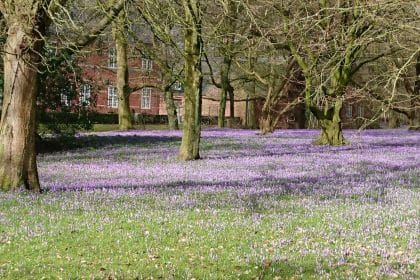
73, 40, 165, 116
69, 41, 375, 129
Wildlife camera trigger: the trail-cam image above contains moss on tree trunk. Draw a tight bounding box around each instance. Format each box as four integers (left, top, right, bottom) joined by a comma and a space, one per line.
0, 24, 41, 191
113, 12, 133, 130
178, 0, 202, 161
164, 90, 179, 130
246, 99, 258, 129
313, 99, 347, 146
218, 89, 227, 128
260, 108, 275, 134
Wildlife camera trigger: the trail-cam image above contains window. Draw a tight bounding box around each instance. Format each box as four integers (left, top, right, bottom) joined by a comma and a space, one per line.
346, 105, 353, 118
174, 81, 182, 91
108, 48, 117, 68
80, 84, 91, 106
358, 106, 364, 117
141, 88, 152, 109
61, 93, 69, 106
142, 58, 153, 71
107, 86, 118, 108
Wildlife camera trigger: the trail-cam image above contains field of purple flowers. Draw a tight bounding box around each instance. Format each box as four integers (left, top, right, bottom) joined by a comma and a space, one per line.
0, 129, 419, 279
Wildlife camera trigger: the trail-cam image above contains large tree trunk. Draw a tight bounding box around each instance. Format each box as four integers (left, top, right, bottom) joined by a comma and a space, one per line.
246, 99, 258, 129
0, 0, 125, 192
0, 24, 41, 191
113, 12, 133, 130
312, 99, 347, 146
164, 90, 179, 130
178, 0, 203, 160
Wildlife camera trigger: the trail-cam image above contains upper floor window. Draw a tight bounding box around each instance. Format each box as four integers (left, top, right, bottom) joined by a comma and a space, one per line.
80, 84, 91, 106
142, 58, 153, 71
108, 48, 117, 68
107, 86, 118, 108
141, 88, 152, 109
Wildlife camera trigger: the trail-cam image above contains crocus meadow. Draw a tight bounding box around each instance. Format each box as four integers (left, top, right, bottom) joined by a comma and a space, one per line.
0, 129, 418, 279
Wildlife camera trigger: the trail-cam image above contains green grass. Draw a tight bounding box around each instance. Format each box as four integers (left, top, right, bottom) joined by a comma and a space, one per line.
0, 190, 418, 279
1, 129, 419, 279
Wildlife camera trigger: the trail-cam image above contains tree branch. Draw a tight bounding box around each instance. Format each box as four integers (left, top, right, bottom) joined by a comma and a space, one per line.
351, 48, 402, 76
203, 52, 221, 88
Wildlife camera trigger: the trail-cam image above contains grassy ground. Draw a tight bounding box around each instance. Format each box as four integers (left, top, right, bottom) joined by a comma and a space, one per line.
0, 129, 419, 279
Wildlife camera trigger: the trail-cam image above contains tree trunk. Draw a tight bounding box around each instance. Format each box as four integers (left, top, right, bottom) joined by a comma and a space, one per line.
246, 99, 258, 129
259, 84, 275, 134
178, 0, 203, 161
113, 12, 133, 130
313, 99, 347, 145
227, 88, 235, 128
218, 88, 227, 128
245, 56, 258, 129
409, 53, 420, 130
218, 57, 231, 128
0, 24, 41, 191
164, 90, 179, 130
388, 111, 400, 128
260, 109, 275, 134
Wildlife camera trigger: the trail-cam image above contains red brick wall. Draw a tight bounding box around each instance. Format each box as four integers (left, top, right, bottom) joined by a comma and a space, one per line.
77, 44, 162, 115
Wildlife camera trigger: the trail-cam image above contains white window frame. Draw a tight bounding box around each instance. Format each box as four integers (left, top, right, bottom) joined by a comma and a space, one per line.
346, 105, 353, 118
80, 84, 91, 106
108, 48, 117, 68
61, 93, 69, 106
174, 81, 182, 91
141, 88, 152, 109
107, 86, 118, 108
142, 58, 153, 71
358, 106, 364, 117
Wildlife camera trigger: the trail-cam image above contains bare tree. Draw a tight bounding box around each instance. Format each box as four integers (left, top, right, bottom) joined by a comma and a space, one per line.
129, 19, 184, 130
178, 0, 203, 160
279, 0, 408, 145
137, 0, 203, 159
203, 0, 244, 128
112, 8, 134, 130
0, 0, 125, 191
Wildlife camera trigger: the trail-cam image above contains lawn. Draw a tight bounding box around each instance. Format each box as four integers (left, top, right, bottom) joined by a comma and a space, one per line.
0, 129, 419, 279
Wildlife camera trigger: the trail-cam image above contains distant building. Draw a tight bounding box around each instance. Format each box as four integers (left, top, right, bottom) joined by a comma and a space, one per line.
74, 40, 164, 116
67, 41, 380, 129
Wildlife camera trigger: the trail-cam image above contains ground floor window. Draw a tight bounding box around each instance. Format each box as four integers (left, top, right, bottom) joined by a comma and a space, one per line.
358, 106, 364, 117
61, 93, 69, 106
141, 88, 151, 109
108, 86, 118, 108
80, 83, 91, 106
346, 105, 353, 118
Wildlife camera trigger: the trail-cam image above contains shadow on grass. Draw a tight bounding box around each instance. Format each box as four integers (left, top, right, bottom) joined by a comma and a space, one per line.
42, 164, 416, 205
37, 135, 181, 154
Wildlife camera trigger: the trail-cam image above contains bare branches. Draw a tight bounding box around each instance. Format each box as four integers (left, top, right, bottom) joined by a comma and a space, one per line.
73, 0, 126, 50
